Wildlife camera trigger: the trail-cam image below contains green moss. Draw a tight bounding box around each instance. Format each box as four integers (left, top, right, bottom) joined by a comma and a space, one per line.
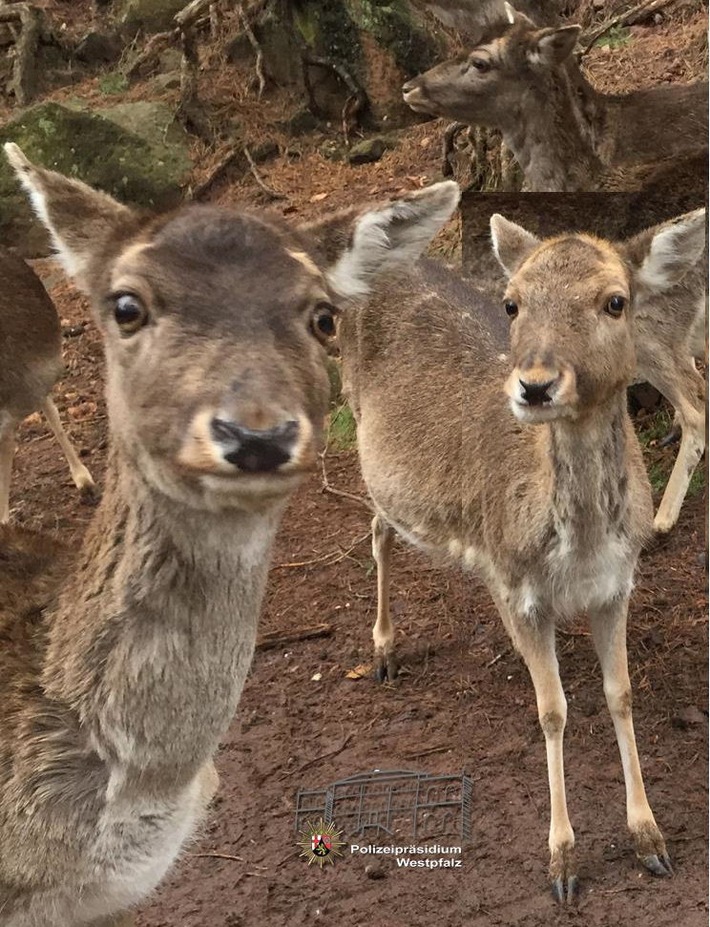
118, 0, 186, 32
0, 102, 189, 251
328, 403, 357, 451
354, 0, 437, 75
99, 72, 130, 95
293, 0, 362, 68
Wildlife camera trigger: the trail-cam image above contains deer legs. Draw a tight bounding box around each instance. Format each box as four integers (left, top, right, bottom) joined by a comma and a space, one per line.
0, 417, 16, 523
589, 599, 672, 877
371, 513, 397, 682
40, 398, 96, 499
505, 612, 577, 902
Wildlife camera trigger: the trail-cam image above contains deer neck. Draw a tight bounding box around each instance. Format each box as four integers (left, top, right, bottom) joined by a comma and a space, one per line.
544, 394, 631, 543
502, 68, 606, 191
42, 446, 282, 780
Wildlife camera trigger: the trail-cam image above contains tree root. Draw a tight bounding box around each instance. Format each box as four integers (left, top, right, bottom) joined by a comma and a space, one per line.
0, 2, 43, 106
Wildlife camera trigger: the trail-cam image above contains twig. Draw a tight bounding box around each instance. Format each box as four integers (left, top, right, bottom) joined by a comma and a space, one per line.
192, 852, 245, 862
256, 623, 334, 650
580, 0, 677, 55
244, 146, 286, 200
404, 744, 451, 760
239, 3, 266, 99
190, 143, 245, 200
288, 732, 354, 777
274, 532, 370, 569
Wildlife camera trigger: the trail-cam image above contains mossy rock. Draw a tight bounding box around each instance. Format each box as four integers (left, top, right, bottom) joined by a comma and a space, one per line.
117, 0, 186, 33
0, 101, 190, 255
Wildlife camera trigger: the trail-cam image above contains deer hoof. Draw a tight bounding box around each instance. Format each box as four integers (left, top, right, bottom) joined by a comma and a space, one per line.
551, 874, 579, 905
641, 853, 673, 878
658, 425, 682, 448
374, 653, 398, 683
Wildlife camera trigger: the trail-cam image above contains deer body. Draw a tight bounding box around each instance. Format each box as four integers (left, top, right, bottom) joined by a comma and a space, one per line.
403, 9, 709, 193
341, 209, 705, 897
0, 144, 460, 925
0, 247, 94, 521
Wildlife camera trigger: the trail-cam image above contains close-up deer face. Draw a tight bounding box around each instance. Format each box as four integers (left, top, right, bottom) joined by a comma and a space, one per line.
402, 13, 581, 128
490, 209, 707, 425
97, 207, 338, 511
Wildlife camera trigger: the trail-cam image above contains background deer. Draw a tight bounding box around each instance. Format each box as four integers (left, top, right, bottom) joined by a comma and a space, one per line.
0, 143, 459, 927
0, 246, 95, 521
459, 191, 707, 534
339, 206, 706, 899
403, 3, 708, 193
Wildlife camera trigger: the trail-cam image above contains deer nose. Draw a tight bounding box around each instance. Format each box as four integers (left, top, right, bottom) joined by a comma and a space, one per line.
519, 378, 555, 406
210, 418, 299, 473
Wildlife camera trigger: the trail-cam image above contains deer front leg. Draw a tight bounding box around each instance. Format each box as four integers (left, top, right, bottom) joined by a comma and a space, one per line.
0, 416, 16, 522
589, 597, 672, 878
371, 513, 396, 682
40, 397, 96, 500
504, 610, 577, 902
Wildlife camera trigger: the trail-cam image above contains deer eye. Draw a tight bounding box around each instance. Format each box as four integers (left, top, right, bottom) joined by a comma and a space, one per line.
605, 295, 625, 318
504, 298, 519, 318
311, 302, 337, 341
469, 57, 491, 73
113, 293, 149, 335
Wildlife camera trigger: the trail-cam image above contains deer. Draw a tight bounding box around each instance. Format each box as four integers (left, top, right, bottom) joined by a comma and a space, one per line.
339, 204, 706, 900
0, 143, 460, 927
402, 2, 708, 194
0, 246, 95, 522
458, 191, 707, 535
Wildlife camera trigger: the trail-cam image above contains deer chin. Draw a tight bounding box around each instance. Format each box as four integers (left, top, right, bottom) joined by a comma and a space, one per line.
508, 398, 579, 425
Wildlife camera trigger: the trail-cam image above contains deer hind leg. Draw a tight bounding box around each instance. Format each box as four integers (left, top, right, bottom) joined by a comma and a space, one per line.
0, 416, 17, 523
589, 598, 671, 878
649, 360, 705, 535
40, 397, 96, 499
504, 609, 577, 902
371, 513, 397, 682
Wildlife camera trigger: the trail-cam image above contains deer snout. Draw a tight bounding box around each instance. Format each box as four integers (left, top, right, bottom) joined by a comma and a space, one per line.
518, 377, 556, 406
402, 78, 426, 107
210, 418, 299, 473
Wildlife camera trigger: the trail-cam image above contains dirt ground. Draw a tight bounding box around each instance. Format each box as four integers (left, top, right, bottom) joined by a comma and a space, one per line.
4, 1, 708, 925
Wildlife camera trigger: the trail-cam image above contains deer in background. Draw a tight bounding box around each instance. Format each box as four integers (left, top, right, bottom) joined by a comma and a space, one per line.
403, 3, 708, 193
340, 205, 706, 898
0, 143, 460, 927
0, 247, 95, 521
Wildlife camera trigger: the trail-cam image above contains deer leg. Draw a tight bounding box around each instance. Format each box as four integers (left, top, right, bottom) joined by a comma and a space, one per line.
589, 597, 671, 878
40, 397, 96, 499
653, 376, 705, 535
658, 412, 681, 448
0, 416, 17, 523
371, 513, 396, 682
505, 611, 577, 902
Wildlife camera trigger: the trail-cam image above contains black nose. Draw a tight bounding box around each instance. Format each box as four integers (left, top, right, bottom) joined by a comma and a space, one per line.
519, 379, 554, 406
402, 79, 416, 94
211, 418, 299, 473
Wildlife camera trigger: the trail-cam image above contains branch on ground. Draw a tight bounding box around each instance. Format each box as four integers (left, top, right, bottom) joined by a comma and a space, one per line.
580, 0, 678, 55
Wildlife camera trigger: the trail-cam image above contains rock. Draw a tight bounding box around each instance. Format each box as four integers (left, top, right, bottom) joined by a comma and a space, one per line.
152, 70, 181, 91
281, 107, 321, 136
347, 135, 397, 165
117, 0, 186, 33
75, 31, 122, 64
319, 140, 346, 162
158, 47, 183, 72
0, 101, 191, 255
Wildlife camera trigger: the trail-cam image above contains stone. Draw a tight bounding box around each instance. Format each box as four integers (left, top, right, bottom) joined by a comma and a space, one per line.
347, 135, 397, 165
0, 101, 191, 254
75, 31, 122, 64
117, 0, 186, 33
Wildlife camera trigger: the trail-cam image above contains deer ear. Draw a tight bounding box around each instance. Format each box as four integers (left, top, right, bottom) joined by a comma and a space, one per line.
490, 214, 540, 277
304, 182, 461, 302
529, 25, 581, 66
624, 209, 707, 293
4, 143, 137, 289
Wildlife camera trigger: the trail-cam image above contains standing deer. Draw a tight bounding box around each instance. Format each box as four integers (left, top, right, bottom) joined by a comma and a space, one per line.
0, 246, 95, 521
402, 3, 708, 193
340, 206, 706, 898
0, 143, 460, 927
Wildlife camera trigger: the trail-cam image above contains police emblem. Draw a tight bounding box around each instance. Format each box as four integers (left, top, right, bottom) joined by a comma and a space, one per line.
297, 819, 345, 867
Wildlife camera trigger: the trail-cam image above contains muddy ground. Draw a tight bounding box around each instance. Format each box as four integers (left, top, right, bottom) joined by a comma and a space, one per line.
5, 1, 709, 925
